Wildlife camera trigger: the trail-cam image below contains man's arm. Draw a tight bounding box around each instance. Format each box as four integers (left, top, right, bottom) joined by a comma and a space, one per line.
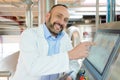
20, 29, 70, 76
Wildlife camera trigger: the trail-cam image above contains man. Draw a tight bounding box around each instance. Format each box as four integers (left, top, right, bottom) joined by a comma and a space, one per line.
12, 4, 94, 80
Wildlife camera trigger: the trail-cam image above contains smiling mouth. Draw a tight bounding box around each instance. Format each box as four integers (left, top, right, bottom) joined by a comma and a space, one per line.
54, 23, 63, 30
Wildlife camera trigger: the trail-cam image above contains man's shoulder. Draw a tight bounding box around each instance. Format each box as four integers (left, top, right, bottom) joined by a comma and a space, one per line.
22, 25, 43, 33
63, 30, 69, 37
62, 31, 70, 41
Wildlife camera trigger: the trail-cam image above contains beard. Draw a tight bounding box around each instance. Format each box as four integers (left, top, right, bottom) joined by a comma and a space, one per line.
47, 19, 63, 36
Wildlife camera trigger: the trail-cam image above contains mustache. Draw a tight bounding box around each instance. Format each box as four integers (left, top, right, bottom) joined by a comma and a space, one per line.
53, 22, 63, 28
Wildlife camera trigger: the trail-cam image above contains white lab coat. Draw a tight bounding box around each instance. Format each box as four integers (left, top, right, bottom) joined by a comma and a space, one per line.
11, 24, 80, 80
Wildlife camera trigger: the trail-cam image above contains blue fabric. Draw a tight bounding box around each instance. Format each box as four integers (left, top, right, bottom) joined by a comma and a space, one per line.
40, 24, 64, 80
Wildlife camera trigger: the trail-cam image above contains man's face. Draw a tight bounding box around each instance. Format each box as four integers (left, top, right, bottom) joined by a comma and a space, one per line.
46, 6, 70, 36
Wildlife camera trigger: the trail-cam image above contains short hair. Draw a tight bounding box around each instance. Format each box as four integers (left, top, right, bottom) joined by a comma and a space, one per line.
49, 4, 68, 12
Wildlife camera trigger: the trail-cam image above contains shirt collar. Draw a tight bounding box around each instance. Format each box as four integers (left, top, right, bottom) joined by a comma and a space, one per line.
43, 23, 64, 40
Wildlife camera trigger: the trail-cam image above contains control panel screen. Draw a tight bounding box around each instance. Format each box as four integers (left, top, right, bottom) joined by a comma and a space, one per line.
87, 32, 119, 74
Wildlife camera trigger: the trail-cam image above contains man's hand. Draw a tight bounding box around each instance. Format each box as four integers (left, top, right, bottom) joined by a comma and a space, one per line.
68, 41, 95, 60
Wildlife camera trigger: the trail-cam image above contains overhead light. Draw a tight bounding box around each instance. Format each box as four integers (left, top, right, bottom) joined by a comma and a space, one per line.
69, 9, 83, 19
70, 15, 83, 19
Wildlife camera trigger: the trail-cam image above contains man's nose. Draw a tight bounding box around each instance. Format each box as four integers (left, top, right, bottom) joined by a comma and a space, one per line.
59, 18, 65, 26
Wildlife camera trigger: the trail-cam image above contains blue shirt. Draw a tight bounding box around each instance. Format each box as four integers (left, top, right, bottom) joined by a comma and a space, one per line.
40, 24, 64, 80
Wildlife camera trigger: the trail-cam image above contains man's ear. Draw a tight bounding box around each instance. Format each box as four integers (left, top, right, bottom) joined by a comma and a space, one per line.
45, 12, 50, 21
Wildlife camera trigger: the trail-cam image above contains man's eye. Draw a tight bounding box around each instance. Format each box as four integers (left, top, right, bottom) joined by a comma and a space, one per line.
57, 15, 61, 18
64, 19, 68, 23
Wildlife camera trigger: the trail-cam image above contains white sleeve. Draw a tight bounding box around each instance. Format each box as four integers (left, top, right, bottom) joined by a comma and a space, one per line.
20, 29, 69, 77
64, 34, 80, 80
